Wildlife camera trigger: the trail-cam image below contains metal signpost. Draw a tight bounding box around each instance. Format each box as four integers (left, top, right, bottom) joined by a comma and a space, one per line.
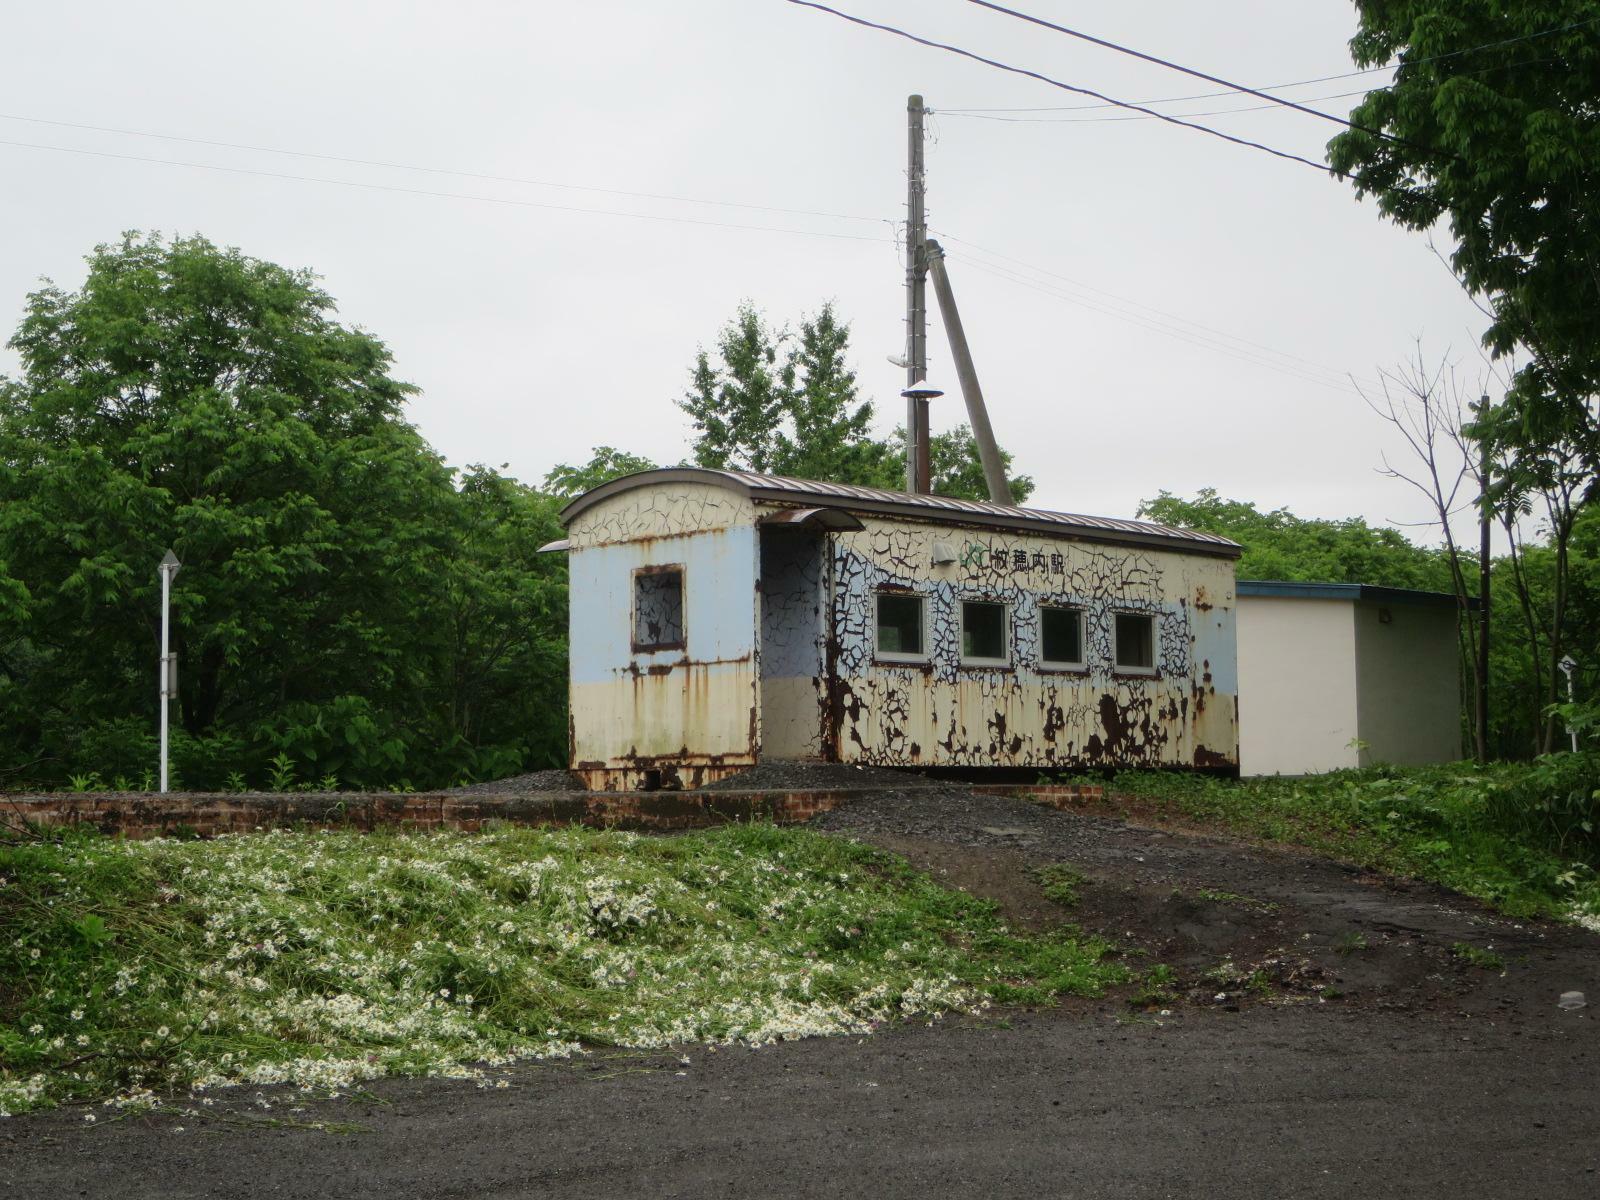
1558, 655, 1579, 754
158, 550, 181, 793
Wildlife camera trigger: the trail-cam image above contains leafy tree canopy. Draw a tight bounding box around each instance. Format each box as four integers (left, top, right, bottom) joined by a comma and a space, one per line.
0, 233, 565, 789
542, 446, 660, 500
679, 302, 1032, 503
1327, 3, 1600, 485
1138, 489, 1452, 590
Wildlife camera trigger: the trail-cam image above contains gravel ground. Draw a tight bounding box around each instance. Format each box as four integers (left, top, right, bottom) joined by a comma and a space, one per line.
448, 768, 581, 794
451, 761, 943, 794
699, 760, 942, 791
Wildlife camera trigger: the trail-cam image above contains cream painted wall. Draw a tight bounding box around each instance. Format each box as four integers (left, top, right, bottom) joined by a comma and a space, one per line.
1354, 601, 1462, 766
1237, 596, 1358, 776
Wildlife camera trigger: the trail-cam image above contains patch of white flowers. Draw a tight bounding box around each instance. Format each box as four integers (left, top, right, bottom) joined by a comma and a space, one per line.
1570, 902, 1600, 935
1, 825, 997, 1115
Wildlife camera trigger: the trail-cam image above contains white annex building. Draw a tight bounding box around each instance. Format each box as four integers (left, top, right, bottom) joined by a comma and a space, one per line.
1235, 581, 1465, 777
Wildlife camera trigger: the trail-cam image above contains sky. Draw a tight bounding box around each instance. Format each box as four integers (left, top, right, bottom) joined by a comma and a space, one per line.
0, 0, 1497, 542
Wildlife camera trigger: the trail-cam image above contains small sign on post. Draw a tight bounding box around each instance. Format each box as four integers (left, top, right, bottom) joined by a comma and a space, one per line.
158, 550, 181, 793
1558, 655, 1579, 754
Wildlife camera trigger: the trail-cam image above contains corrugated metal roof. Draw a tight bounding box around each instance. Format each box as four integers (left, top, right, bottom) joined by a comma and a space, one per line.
560, 468, 1242, 558
1238, 580, 1473, 608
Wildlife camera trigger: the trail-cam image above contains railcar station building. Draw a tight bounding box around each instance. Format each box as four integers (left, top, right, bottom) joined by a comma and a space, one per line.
547, 469, 1243, 791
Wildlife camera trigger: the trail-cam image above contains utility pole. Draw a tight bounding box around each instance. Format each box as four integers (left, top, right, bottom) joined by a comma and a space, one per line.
926, 239, 1010, 504
1475, 395, 1491, 761
904, 93, 930, 493
158, 549, 181, 793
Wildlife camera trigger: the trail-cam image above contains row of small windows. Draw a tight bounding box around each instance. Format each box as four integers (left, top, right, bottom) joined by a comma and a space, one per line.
630, 569, 1158, 674
876, 593, 1156, 673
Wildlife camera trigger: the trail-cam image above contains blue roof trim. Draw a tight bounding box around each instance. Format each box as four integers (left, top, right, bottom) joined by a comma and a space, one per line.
1238, 580, 1476, 609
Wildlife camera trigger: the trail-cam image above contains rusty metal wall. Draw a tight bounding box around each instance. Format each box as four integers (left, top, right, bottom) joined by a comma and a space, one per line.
823, 518, 1238, 770
567, 483, 760, 790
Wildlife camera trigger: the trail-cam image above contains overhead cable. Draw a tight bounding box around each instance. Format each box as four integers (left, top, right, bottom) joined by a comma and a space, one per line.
960, 0, 1449, 160
946, 251, 1368, 398
938, 89, 1374, 125
938, 16, 1599, 113
0, 112, 886, 227
935, 230, 1376, 389
782, 0, 1335, 175
0, 138, 895, 244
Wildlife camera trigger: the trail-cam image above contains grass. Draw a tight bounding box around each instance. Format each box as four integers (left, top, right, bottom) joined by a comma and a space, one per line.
1032, 864, 1088, 909
0, 823, 1127, 1116
1071, 760, 1600, 923
1450, 942, 1506, 972
1194, 888, 1279, 914
1332, 931, 1369, 957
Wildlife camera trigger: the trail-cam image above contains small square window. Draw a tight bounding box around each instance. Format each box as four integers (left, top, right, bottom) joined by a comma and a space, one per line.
960, 600, 1008, 664
1114, 612, 1155, 673
633, 567, 684, 650
875, 593, 926, 658
1040, 606, 1084, 667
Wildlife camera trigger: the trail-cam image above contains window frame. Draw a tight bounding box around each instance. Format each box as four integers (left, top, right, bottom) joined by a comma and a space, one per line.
958, 598, 1011, 668
1037, 604, 1088, 672
1111, 609, 1158, 676
631, 563, 687, 654
873, 590, 930, 663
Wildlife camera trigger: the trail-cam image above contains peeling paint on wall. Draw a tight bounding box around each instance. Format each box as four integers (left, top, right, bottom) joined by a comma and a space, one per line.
823, 519, 1237, 770
567, 487, 760, 790
567, 483, 755, 550
562, 479, 1238, 787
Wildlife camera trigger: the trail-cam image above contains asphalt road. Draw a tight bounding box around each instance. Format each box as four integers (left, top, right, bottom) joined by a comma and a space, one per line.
2, 1005, 1595, 1199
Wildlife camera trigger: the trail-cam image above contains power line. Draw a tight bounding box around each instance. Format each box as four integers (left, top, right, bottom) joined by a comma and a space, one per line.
0, 138, 896, 245
0, 112, 885, 227
782, 1, 1335, 175
934, 230, 1376, 389
938, 89, 1374, 125
945, 250, 1369, 398
960, 0, 1440, 159
943, 75, 1393, 114
938, 13, 1600, 112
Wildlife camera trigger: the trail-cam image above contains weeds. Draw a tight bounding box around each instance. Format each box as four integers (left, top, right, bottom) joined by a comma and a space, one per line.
1450, 942, 1506, 972
1032, 864, 1088, 909
0, 823, 1127, 1116
1130, 964, 1178, 1008
1077, 761, 1600, 922
1195, 888, 1279, 914
1332, 932, 1369, 957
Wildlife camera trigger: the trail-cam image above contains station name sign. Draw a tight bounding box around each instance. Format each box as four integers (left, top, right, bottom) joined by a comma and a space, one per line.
960, 541, 1067, 575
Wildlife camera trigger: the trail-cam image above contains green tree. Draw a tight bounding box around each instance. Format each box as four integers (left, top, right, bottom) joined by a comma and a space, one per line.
1327, 3, 1600, 439
679, 304, 790, 473
888, 425, 1035, 504
1137, 490, 1452, 589
542, 446, 659, 500
680, 302, 1032, 500
0, 233, 566, 789
769, 305, 900, 486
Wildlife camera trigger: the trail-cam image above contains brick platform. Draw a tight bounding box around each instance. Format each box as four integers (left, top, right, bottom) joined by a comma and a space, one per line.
1, 782, 1103, 840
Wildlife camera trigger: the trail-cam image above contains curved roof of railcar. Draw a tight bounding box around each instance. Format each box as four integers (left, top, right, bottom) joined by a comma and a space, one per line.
560, 468, 1242, 559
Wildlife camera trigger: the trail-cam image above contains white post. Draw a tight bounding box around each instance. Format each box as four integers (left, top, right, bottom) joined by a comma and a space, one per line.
158, 550, 181, 792
1559, 655, 1579, 754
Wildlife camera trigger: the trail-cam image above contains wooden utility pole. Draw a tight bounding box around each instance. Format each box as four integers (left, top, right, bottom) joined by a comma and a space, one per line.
904, 94, 930, 493
926, 239, 1010, 504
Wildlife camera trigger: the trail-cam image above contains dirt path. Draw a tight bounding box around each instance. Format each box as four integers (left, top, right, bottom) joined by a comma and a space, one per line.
817, 787, 1599, 1020
3, 793, 1596, 1199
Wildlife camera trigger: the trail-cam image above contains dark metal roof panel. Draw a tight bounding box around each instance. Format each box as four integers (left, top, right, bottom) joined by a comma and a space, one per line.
559, 468, 1242, 557
1238, 580, 1474, 608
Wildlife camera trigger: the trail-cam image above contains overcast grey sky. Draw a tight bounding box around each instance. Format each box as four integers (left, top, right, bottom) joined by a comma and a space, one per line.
0, 1, 1494, 538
